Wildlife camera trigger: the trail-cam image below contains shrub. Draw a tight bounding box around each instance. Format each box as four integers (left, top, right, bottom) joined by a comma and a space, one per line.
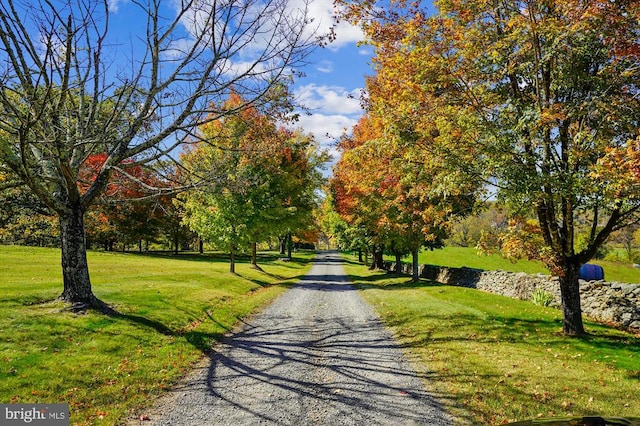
531, 288, 554, 307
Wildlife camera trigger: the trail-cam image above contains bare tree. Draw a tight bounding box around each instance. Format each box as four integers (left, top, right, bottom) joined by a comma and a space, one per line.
0, 0, 321, 310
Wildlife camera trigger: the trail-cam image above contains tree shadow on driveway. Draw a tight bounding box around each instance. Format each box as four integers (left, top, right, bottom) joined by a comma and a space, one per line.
198, 315, 454, 425
142, 269, 456, 425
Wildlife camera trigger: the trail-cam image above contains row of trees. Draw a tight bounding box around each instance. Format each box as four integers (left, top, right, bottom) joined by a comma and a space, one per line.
325, 113, 477, 280
2, 121, 324, 257
179, 93, 327, 272
0, 167, 197, 253
328, 0, 640, 335
0, 0, 324, 310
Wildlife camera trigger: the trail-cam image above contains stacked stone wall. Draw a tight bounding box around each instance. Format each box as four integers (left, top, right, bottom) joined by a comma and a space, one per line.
382, 261, 640, 332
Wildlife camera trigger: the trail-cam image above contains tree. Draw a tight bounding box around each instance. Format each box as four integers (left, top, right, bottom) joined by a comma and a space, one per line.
0, 0, 319, 310
268, 129, 327, 260
331, 115, 389, 269
320, 193, 366, 256
448, 203, 508, 248
180, 93, 326, 272
80, 153, 171, 251
342, 0, 640, 335
332, 113, 474, 280
0, 184, 58, 246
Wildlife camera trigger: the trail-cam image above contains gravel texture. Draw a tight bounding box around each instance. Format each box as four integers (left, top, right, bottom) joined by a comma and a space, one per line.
131, 251, 452, 425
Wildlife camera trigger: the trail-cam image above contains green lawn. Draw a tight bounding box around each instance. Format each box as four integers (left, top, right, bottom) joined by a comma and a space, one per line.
374, 246, 640, 283
342, 260, 640, 425
0, 246, 314, 425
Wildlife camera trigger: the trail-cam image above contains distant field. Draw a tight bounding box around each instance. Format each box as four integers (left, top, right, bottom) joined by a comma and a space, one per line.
0, 245, 314, 425
369, 246, 640, 284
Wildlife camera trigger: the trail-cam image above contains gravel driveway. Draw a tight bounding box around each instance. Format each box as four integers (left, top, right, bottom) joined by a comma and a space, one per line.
132, 251, 452, 425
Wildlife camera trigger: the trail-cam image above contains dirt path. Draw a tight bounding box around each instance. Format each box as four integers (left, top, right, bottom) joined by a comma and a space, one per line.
132, 251, 452, 425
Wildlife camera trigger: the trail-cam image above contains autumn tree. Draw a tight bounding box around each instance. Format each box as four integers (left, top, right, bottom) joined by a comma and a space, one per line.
180, 93, 326, 272
333, 0, 481, 278
342, 0, 640, 335
320, 192, 371, 261
332, 112, 475, 280
80, 154, 169, 251
0, 0, 319, 310
0, 171, 58, 246
331, 115, 387, 269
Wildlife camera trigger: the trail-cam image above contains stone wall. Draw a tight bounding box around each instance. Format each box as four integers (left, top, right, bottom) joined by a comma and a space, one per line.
382, 261, 640, 332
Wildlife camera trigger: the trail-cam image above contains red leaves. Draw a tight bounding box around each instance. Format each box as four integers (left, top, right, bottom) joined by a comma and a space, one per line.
79, 154, 162, 200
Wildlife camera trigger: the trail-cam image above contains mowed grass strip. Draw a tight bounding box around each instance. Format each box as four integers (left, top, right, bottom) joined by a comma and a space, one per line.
0, 246, 314, 425
343, 260, 640, 425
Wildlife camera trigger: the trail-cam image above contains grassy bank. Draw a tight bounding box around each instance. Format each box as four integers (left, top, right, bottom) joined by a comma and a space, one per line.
343, 260, 640, 425
0, 246, 314, 425
374, 246, 640, 283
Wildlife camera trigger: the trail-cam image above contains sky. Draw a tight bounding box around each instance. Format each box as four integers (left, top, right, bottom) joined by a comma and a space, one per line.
286, 5, 372, 170
105, 0, 373, 173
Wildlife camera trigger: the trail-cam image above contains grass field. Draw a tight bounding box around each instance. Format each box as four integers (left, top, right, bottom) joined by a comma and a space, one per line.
343, 259, 640, 425
0, 245, 314, 425
376, 246, 640, 284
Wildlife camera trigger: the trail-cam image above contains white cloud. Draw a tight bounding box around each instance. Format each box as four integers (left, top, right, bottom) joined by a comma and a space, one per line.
295, 84, 363, 115
288, 0, 365, 50
108, 0, 126, 12
295, 113, 355, 142
290, 84, 364, 170
330, 18, 367, 50
316, 60, 333, 73
164, 0, 364, 75
170, 0, 314, 60
291, 113, 358, 165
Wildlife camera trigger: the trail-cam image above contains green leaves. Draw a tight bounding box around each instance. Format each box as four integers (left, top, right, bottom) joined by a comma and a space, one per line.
341, 0, 640, 333
180, 94, 326, 256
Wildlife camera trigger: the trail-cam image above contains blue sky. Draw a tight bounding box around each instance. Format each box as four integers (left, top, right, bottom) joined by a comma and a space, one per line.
106, 0, 372, 169
291, 40, 372, 167
285, 4, 372, 168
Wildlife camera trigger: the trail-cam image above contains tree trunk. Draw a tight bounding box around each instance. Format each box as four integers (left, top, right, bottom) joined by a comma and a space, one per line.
411, 249, 419, 282
286, 233, 293, 260
394, 251, 402, 276
251, 242, 258, 267
558, 260, 585, 335
199, 238, 204, 254
377, 248, 385, 269
58, 206, 97, 308
279, 236, 286, 255
230, 246, 236, 274
358, 249, 363, 263
370, 247, 384, 270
